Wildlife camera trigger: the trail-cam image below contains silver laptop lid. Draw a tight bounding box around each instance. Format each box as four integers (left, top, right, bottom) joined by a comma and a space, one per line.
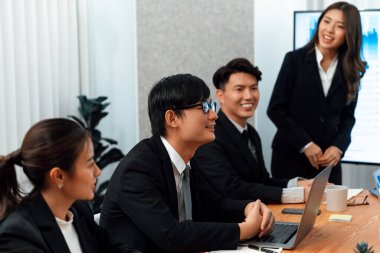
294, 164, 332, 246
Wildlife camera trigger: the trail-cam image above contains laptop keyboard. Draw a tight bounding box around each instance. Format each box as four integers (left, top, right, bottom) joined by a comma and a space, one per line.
253, 223, 298, 244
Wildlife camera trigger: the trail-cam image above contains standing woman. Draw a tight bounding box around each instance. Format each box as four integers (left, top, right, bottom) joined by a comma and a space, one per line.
0, 118, 137, 252
267, 2, 366, 184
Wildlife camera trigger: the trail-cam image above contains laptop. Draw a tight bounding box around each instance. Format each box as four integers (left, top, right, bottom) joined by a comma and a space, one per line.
243, 164, 332, 249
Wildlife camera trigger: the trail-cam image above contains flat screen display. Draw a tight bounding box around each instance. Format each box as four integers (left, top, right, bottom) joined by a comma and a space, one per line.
294, 10, 380, 165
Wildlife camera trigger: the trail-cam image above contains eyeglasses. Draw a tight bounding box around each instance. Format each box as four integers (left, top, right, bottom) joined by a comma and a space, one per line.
174, 100, 217, 114
347, 195, 369, 206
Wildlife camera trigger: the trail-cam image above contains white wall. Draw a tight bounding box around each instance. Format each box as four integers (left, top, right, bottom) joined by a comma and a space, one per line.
253, 0, 307, 171
136, 0, 254, 139
253, 0, 380, 188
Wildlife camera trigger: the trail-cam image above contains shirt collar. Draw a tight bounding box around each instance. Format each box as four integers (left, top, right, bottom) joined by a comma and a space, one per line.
55, 210, 74, 225
315, 45, 323, 64
315, 46, 338, 70
160, 136, 189, 174
226, 116, 248, 134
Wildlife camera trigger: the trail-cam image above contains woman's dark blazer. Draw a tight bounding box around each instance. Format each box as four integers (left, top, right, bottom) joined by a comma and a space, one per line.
0, 193, 119, 253
267, 46, 358, 184
194, 110, 288, 204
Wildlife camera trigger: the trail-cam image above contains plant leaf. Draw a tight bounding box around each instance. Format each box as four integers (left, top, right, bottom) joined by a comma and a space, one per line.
101, 137, 118, 145
96, 181, 109, 195
92, 96, 108, 103
67, 115, 86, 128
91, 195, 103, 214
91, 180, 110, 214
71, 95, 123, 213
89, 112, 108, 129
91, 129, 102, 143
94, 143, 108, 162
78, 95, 92, 121
97, 148, 124, 169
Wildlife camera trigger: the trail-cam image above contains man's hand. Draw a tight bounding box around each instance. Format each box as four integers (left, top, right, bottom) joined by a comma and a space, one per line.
304, 143, 323, 169
258, 202, 275, 238
239, 200, 263, 240
243, 201, 255, 217
297, 179, 313, 202
240, 200, 275, 240
318, 146, 341, 167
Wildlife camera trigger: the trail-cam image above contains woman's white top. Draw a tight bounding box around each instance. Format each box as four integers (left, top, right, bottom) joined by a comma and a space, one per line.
315, 46, 339, 97
55, 211, 84, 253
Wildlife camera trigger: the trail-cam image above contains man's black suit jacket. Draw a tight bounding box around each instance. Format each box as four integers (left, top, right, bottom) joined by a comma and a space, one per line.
194, 110, 288, 204
0, 193, 119, 253
100, 135, 250, 253
267, 46, 357, 184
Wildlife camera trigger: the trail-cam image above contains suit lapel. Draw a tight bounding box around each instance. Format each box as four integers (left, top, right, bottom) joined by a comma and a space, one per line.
305, 47, 344, 99
30, 194, 70, 253
327, 60, 344, 98
217, 111, 260, 177
151, 135, 180, 219
305, 48, 325, 98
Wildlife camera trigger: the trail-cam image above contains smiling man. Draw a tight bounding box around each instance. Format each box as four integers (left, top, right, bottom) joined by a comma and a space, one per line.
100, 73, 274, 253
194, 58, 312, 204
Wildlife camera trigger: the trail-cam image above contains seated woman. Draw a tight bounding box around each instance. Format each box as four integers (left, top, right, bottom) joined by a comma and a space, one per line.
0, 118, 139, 253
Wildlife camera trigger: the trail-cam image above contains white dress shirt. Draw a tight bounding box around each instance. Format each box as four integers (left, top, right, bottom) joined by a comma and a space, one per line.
316, 45, 338, 97
161, 136, 190, 221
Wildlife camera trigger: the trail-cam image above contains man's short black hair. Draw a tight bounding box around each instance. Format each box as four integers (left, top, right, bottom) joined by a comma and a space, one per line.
212, 58, 262, 90
148, 74, 210, 136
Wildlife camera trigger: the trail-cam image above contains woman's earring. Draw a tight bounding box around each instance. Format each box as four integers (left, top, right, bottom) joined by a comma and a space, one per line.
58, 183, 63, 189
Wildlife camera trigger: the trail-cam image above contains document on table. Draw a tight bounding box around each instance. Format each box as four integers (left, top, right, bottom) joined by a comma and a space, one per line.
347, 188, 363, 200
209, 246, 282, 252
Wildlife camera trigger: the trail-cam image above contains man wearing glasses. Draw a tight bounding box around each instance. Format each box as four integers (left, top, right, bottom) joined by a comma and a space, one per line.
194, 58, 313, 204
100, 74, 274, 252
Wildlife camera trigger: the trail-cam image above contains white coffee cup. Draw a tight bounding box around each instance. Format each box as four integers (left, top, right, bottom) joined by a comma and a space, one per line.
326, 185, 348, 211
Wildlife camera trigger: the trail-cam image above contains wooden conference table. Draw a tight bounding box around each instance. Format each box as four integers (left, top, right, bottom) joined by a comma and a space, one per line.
268, 190, 380, 252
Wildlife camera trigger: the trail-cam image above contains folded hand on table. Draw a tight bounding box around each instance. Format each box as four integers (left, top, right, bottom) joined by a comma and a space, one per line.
240, 200, 275, 240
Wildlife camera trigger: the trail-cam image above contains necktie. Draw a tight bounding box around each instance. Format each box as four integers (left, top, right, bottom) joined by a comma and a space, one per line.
241, 130, 249, 146
182, 165, 192, 220
242, 129, 258, 161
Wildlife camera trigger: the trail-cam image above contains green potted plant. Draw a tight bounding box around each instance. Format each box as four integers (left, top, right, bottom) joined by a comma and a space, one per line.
69, 95, 124, 213
354, 241, 375, 253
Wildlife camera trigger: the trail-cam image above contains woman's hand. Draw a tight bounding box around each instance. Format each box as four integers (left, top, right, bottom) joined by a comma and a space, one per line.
318, 146, 341, 167
304, 143, 323, 169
